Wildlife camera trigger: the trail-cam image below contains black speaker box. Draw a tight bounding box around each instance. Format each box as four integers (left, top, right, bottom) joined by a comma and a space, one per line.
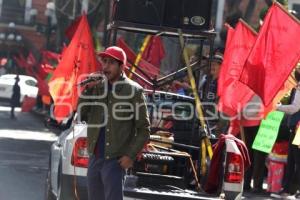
113, 0, 212, 31
113, 0, 165, 26
163, 0, 212, 30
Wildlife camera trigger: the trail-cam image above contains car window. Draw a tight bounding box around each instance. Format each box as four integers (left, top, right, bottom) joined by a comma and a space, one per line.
25, 79, 37, 87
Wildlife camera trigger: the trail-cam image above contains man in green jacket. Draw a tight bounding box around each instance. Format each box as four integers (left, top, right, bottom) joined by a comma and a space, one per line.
78, 46, 150, 200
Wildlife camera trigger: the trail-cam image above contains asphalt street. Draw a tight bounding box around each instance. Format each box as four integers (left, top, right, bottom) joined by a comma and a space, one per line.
0, 104, 57, 200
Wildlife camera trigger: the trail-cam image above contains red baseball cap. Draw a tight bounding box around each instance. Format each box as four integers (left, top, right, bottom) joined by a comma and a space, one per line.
98, 46, 127, 66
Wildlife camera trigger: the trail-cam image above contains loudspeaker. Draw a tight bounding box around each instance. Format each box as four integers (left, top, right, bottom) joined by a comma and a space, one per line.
113, 0, 212, 31
113, 0, 165, 26
163, 0, 212, 30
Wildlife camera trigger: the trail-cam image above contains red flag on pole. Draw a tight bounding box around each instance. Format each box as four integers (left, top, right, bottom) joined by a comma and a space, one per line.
48, 14, 99, 121
141, 36, 165, 67
224, 24, 235, 51
117, 38, 160, 77
217, 24, 235, 97
218, 20, 257, 117
240, 2, 300, 106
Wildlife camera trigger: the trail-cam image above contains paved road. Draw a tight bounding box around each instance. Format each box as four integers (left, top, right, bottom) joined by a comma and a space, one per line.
0, 105, 57, 200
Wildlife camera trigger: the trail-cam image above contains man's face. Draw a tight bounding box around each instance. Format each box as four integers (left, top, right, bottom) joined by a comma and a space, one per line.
100, 56, 122, 83
210, 61, 221, 79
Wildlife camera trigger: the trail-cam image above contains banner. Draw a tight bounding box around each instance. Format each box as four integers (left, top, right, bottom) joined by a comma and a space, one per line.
252, 111, 285, 153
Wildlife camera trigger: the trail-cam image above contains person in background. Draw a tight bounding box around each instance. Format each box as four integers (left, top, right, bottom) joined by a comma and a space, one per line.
241, 94, 267, 194
201, 54, 223, 136
10, 75, 20, 119
276, 67, 300, 198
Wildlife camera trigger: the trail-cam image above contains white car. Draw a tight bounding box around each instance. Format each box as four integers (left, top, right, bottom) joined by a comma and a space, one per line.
0, 74, 38, 103
45, 122, 88, 200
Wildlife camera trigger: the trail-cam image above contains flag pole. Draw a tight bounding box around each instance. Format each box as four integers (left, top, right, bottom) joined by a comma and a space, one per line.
239, 18, 258, 35
178, 29, 213, 178
239, 125, 246, 143
274, 1, 300, 24
128, 35, 151, 79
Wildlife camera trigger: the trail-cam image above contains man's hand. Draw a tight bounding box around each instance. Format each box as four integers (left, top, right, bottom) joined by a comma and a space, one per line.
118, 155, 133, 169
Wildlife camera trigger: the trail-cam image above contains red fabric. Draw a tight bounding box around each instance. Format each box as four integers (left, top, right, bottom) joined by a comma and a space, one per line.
49, 14, 100, 121
204, 134, 251, 193
42, 50, 61, 63
21, 96, 36, 112
41, 63, 55, 73
142, 36, 165, 67
228, 119, 240, 136
36, 75, 50, 96
218, 21, 257, 117
224, 24, 235, 52
218, 81, 255, 117
37, 65, 48, 80
117, 38, 160, 77
13, 54, 29, 69
267, 161, 285, 193
27, 52, 37, 67
240, 3, 300, 106
218, 24, 235, 97
272, 141, 289, 155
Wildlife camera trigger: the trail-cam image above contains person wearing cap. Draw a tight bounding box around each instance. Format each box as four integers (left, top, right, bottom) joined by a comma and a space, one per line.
201, 54, 224, 136
10, 75, 20, 119
78, 46, 150, 200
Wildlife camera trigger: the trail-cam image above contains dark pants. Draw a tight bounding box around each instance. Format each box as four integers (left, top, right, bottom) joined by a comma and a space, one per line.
282, 130, 300, 193
10, 106, 15, 119
87, 156, 126, 200
243, 126, 267, 190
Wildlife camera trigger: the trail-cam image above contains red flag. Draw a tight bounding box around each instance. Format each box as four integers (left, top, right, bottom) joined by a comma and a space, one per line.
217, 24, 235, 97
49, 14, 99, 121
218, 20, 257, 117
36, 75, 50, 96
240, 3, 300, 106
42, 50, 61, 63
27, 52, 37, 67
142, 36, 165, 67
224, 24, 235, 51
14, 54, 29, 69
21, 96, 36, 112
41, 63, 55, 73
117, 38, 160, 77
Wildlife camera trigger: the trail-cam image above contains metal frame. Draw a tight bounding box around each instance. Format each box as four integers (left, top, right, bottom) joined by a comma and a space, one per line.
106, 19, 217, 192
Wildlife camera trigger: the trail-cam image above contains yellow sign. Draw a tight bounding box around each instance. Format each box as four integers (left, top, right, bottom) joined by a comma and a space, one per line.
292, 126, 300, 145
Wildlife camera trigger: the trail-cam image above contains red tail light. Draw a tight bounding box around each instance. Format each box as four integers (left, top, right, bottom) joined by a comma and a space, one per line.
225, 152, 243, 183
71, 137, 89, 168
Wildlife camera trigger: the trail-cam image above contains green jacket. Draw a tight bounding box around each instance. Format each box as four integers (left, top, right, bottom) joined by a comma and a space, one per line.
78, 74, 150, 160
